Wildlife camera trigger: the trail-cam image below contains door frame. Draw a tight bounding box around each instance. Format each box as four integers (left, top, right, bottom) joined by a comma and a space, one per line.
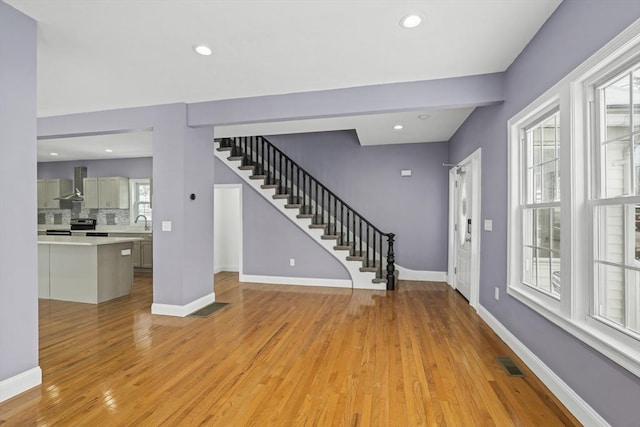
213, 184, 243, 275
447, 148, 482, 310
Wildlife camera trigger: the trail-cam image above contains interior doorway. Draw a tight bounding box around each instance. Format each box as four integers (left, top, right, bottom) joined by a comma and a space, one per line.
214, 185, 242, 273
448, 148, 481, 309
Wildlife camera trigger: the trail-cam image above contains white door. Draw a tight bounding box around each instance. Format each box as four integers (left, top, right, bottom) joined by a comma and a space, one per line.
454, 165, 473, 301
214, 186, 241, 273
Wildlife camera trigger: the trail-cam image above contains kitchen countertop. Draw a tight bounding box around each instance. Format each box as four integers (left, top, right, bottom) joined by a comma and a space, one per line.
38, 236, 144, 246
38, 225, 152, 234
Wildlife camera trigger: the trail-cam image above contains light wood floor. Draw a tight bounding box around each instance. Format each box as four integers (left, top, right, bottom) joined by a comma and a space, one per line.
0, 272, 579, 426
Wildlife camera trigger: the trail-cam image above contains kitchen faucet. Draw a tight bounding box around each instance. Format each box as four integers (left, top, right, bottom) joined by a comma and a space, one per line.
135, 214, 150, 231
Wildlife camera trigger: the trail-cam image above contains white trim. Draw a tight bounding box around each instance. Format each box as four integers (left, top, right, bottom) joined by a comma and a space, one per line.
214, 265, 240, 274
478, 305, 609, 427
239, 273, 354, 289
0, 366, 42, 403
396, 265, 446, 282
151, 292, 215, 317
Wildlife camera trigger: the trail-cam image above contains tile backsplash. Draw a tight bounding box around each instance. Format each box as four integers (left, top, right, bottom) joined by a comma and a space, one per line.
38, 208, 130, 226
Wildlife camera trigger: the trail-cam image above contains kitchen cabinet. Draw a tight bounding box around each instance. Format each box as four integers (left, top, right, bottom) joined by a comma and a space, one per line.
37, 178, 72, 209
119, 233, 152, 269
83, 177, 129, 209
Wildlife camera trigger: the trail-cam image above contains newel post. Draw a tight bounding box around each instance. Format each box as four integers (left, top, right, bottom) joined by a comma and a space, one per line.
386, 233, 395, 290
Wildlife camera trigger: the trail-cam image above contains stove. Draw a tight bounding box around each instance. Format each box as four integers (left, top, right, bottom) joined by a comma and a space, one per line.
70, 218, 97, 230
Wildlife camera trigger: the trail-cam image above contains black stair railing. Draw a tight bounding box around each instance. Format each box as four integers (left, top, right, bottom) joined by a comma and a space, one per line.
216, 136, 396, 290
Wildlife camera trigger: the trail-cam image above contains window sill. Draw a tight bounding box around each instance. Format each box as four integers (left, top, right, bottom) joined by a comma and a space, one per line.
508, 284, 640, 378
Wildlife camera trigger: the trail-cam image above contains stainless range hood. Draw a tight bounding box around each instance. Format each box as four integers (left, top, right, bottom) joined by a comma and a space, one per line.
55, 166, 87, 201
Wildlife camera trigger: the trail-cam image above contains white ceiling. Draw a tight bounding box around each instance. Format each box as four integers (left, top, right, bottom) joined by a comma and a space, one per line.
7, 0, 561, 155
37, 131, 153, 162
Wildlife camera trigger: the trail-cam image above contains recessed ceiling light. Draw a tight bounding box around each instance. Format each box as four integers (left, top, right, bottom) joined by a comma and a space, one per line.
193, 44, 212, 56
400, 14, 422, 29
393, 124, 404, 130
418, 114, 430, 120
49, 152, 58, 156
105, 148, 113, 153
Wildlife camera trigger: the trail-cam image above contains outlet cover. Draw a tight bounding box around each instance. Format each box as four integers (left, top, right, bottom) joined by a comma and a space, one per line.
494, 287, 500, 301
289, 258, 295, 267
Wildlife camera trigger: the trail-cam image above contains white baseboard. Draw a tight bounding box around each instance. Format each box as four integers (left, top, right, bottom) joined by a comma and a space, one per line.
151, 292, 216, 317
396, 265, 446, 282
477, 305, 609, 427
0, 366, 42, 403
240, 274, 352, 288
214, 265, 240, 274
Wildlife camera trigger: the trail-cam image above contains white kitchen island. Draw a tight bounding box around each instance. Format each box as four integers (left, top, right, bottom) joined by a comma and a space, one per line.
38, 236, 143, 303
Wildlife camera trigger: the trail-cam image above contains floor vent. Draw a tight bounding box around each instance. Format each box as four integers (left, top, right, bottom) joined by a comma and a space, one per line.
496, 356, 525, 377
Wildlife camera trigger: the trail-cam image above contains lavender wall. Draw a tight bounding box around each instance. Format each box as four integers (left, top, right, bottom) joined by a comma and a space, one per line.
267, 131, 449, 271
448, 1, 640, 426
37, 157, 152, 180
38, 104, 215, 307
0, 2, 38, 389
215, 157, 350, 279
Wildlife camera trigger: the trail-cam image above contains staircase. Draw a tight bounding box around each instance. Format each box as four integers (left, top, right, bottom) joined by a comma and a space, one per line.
214, 135, 396, 290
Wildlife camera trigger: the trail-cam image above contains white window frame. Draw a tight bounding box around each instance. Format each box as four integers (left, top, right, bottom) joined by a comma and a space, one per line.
508, 19, 640, 378
129, 178, 152, 225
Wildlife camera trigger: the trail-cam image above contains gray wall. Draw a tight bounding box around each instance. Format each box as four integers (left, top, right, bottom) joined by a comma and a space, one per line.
37, 157, 152, 180
267, 131, 449, 271
448, 1, 640, 426
0, 2, 38, 386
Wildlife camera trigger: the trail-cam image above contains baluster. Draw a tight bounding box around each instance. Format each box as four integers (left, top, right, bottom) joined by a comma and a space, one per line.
379, 233, 383, 279
366, 224, 370, 267
261, 138, 265, 175
386, 233, 395, 290
340, 202, 344, 245
373, 229, 376, 272
333, 194, 339, 241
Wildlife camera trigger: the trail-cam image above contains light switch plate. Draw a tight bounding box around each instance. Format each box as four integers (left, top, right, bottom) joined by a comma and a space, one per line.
162, 221, 172, 232
484, 219, 493, 231
121, 249, 131, 256
401, 169, 412, 177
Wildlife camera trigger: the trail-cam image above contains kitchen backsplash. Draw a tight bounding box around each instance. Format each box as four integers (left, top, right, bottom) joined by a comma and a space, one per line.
38, 208, 130, 226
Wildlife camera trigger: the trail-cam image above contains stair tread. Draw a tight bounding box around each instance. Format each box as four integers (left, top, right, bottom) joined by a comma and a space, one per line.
297, 214, 314, 219
333, 245, 352, 250
321, 235, 340, 240
250, 175, 267, 180
309, 224, 327, 229
272, 194, 290, 199
285, 204, 302, 209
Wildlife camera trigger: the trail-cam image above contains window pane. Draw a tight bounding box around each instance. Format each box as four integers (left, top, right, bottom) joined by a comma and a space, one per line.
542, 161, 558, 201
532, 166, 542, 203
542, 116, 557, 163
523, 246, 534, 286
597, 205, 624, 264
635, 135, 640, 196
597, 263, 626, 326
628, 269, 640, 335
536, 207, 551, 249
523, 208, 534, 246
604, 74, 631, 141
633, 67, 640, 133
531, 127, 542, 165
535, 249, 551, 294
552, 207, 561, 252
551, 253, 561, 297
603, 138, 631, 198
